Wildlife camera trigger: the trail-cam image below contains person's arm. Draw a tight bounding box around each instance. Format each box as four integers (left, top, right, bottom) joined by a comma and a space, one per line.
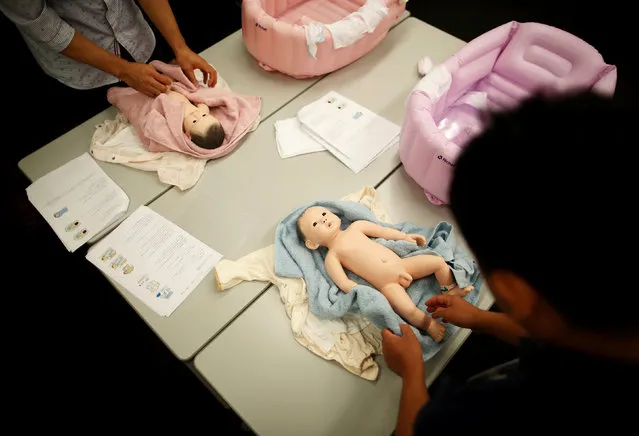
60, 31, 127, 81
137, 0, 187, 54
0, 1, 170, 96
471, 310, 528, 345
137, 0, 217, 86
325, 254, 357, 293
426, 295, 528, 346
61, 31, 171, 96
382, 324, 430, 436
396, 367, 429, 436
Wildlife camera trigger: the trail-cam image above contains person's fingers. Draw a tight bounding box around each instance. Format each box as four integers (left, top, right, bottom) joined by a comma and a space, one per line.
200, 64, 217, 87
382, 328, 402, 348
153, 71, 172, 86
143, 83, 160, 97
425, 294, 448, 308
184, 67, 198, 86
382, 329, 395, 338
431, 307, 449, 320
399, 323, 415, 337
149, 79, 167, 94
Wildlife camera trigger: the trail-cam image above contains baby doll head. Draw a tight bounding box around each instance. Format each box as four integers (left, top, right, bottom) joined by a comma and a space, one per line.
296, 206, 342, 250
184, 103, 225, 149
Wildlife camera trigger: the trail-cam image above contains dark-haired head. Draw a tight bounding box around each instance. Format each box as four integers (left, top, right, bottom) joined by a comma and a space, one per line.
449, 91, 637, 359
191, 121, 225, 150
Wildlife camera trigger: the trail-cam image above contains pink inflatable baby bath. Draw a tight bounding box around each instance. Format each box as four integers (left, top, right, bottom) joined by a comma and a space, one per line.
399, 21, 617, 205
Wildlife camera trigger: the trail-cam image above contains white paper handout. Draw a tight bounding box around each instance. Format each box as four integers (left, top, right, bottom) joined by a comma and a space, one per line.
274, 117, 326, 158
26, 153, 130, 252
297, 91, 400, 173
86, 206, 222, 317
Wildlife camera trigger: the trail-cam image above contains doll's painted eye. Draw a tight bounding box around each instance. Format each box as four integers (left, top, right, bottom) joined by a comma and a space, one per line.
322, 212, 326, 216
313, 222, 317, 227
192, 120, 197, 123
202, 113, 206, 117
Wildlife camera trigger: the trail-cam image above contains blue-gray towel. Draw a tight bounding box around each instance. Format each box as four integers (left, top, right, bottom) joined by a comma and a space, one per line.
274, 200, 482, 360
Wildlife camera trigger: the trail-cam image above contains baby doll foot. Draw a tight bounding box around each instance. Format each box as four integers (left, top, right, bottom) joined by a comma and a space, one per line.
442, 283, 474, 297
425, 317, 446, 343
445, 285, 474, 297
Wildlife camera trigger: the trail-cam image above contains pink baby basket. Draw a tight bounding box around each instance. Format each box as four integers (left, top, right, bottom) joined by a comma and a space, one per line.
399, 21, 617, 205
241, 0, 407, 78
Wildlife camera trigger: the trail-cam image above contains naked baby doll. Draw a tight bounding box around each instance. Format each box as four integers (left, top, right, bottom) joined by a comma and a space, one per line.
165, 90, 225, 149
297, 206, 473, 342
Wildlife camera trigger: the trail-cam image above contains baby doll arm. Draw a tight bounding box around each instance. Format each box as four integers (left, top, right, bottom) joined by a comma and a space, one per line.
352, 220, 426, 245
325, 253, 358, 293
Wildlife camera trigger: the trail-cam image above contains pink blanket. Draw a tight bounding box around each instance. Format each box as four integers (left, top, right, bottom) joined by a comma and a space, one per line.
106, 61, 261, 159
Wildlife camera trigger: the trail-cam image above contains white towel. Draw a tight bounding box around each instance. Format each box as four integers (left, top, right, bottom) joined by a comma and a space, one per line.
303, 22, 326, 59
274, 117, 326, 158
325, 0, 388, 49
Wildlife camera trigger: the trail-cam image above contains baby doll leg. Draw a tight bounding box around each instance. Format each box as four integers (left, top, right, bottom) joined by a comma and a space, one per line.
380, 283, 445, 342
402, 255, 473, 297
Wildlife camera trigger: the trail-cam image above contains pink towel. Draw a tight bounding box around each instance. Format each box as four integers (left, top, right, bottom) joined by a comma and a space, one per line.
106, 60, 261, 159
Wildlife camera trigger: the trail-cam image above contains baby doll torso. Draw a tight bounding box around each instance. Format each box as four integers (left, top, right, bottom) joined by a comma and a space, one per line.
327, 223, 403, 290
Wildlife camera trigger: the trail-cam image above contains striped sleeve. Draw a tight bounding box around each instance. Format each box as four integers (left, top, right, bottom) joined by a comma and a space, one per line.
0, 0, 75, 52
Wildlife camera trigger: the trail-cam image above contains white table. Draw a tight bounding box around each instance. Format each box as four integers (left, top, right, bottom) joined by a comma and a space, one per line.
193, 168, 495, 436
18, 28, 325, 241
120, 17, 465, 361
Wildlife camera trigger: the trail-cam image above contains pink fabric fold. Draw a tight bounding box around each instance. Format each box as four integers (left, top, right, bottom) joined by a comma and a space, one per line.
106, 60, 261, 159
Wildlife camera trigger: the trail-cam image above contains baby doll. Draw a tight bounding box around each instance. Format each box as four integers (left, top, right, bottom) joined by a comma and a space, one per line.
297, 206, 473, 342
166, 90, 225, 149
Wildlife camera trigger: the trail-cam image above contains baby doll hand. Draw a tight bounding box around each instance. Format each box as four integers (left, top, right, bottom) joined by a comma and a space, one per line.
405, 234, 426, 246
342, 281, 358, 293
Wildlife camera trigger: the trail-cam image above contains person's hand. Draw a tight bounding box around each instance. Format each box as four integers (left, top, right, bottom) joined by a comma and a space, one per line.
118, 62, 172, 97
405, 234, 426, 246
174, 47, 217, 87
382, 324, 424, 379
425, 294, 482, 328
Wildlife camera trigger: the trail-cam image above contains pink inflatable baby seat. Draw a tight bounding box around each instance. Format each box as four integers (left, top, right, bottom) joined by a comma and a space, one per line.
242, 0, 407, 78
399, 21, 617, 205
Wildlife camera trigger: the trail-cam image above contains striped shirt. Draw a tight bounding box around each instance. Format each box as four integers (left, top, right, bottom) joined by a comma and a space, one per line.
0, 0, 156, 89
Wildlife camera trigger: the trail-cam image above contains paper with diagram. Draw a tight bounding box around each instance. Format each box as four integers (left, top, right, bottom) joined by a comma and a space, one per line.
86, 205, 222, 317
297, 91, 400, 173
26, 152, 129, 252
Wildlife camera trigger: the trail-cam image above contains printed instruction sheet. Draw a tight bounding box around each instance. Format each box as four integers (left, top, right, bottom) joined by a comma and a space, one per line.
297, 91, 400, 173
86, 206, 222, 317
26, 153, 129, 252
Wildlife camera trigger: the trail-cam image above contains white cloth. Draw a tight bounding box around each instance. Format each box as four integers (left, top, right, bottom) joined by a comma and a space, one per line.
90, 115, 206, 190
214, 186, 398, 380
303, 21, 326, 59
274, 117, 326, 158
325, 0, 388, 49
412, 63, 453, 103
417, 56, 433, 76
